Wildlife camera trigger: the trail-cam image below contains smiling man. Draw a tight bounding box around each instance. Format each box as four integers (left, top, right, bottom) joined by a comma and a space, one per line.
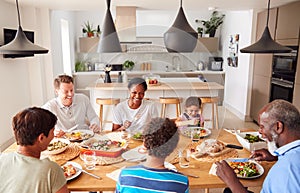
215, 99, 300, 193
42, 75, 100, 137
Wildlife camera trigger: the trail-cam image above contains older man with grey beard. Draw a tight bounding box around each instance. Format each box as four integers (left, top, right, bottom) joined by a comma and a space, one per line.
215, 99, 300, 193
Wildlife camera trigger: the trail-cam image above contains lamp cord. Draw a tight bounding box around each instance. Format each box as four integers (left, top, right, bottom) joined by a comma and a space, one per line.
266, 0, 270, 26
16, 0, 21, 27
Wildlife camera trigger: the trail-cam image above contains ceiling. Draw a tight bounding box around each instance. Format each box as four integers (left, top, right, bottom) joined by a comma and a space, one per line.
4, 0, 300, 11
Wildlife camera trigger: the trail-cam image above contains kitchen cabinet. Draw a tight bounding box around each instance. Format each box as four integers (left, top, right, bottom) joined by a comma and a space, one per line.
275, 1, 300, 40
250, 8, 277, 122
194, 37, 219, 52
79, 37, 100, 52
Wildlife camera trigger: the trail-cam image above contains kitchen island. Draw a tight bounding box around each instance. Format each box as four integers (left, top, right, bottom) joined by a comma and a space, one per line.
87, 81, 224, 130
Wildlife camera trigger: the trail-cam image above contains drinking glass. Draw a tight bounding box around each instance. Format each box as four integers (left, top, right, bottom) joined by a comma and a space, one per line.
179, 149, 191, 168
190, 128, 200, 142
82, 150, 97, 170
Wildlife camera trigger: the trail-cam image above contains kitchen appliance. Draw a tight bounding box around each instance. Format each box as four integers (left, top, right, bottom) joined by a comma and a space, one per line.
208, 57, 223, 71
270, 46, 298, 102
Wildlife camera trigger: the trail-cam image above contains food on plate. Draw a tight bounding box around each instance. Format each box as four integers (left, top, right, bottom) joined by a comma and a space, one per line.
244, 134, 264, 143
62, 164, 77, 178
87, 139, 126, 152
201, 139, 225, 153
47, 140, 68, 151
182, 127, 207, 138
65, 131, 93, 141
228, 161, 260, 177
132, 132, 143, 140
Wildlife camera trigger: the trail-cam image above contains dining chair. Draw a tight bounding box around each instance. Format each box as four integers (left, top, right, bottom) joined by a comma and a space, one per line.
200, 97, 219, 129
96, 98, 120, 128
159, 97, 182, 119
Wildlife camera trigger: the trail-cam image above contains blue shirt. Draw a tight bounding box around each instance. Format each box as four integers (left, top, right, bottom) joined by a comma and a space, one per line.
116, 165, 189, 193
261, 140, 300, 193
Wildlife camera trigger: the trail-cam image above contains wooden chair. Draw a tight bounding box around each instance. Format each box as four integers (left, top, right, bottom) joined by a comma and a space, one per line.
96, 98, 120, 127
200, 97, 219, 129
159, 97, 181, 118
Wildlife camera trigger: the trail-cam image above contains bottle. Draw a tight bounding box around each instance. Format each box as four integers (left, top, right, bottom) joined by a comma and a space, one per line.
118, 72, 123, 83
104, 71, 112, 83
122, 71, 128, 83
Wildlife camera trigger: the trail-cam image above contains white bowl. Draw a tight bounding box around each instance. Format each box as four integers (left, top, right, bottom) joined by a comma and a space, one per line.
235, 131, 267, 152
45, 138, 70, 155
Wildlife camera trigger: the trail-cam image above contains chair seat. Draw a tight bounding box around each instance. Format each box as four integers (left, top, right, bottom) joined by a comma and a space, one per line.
159, 97, 181, 118
96, 98, 120, 127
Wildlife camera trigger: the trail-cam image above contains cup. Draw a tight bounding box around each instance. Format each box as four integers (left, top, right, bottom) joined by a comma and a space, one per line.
179, 149, 191, 168
191, 128, 200, 142
82, 150, 97, 170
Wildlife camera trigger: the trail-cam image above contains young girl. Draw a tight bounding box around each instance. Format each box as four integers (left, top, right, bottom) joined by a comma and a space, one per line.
176, 96, 204, 129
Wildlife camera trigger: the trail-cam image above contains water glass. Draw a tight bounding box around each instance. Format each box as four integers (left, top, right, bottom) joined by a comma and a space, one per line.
179, 149, 191, 168
82, 150, 97, 170
190, 128, 200, 142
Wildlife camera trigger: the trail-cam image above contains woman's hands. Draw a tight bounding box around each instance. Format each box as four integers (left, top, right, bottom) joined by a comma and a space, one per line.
89, 123, 101, 133
250, 148, 278, 161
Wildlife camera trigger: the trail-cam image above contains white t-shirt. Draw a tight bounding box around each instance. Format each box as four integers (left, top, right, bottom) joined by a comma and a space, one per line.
42, 93, 99, 131
112, 99, 158, 133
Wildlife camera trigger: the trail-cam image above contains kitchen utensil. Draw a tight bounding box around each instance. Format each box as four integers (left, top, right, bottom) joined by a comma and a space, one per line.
180, 172, 199, 178
67, 124, 79, 132
73, 166, 101, 179
225, 144, 243, 149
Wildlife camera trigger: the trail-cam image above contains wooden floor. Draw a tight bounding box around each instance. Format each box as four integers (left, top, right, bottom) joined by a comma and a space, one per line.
72, 107, 262, 193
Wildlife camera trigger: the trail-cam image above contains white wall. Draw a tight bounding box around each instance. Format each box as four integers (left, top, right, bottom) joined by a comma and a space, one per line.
0, 1, 51, 150
221, 10, 254, 120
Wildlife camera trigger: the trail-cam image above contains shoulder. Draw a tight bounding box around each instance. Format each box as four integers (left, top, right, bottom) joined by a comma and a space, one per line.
74, 93, 89, 100
42, 98, 58, 109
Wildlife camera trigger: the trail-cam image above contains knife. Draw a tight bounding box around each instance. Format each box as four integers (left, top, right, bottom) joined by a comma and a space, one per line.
225, 144, 243, 149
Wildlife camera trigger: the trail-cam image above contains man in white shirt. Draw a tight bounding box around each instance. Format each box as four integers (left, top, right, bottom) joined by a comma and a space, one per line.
43, 75, 100, 137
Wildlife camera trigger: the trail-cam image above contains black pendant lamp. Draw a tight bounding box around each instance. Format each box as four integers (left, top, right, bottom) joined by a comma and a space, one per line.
164, 0, 198, 52
240, 0, 292, 53
0, 0, 48, 55
97, 0, 121, 53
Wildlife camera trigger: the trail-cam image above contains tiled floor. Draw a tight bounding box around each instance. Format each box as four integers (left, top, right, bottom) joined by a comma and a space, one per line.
71, 107, 261, 193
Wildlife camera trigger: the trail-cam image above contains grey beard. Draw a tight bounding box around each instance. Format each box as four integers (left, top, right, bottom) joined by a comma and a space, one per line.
267, 131, 278, 156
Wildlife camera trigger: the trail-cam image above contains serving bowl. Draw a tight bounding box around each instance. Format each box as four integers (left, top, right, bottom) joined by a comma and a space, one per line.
44, 138, 70, 155
235, 131, 267, 152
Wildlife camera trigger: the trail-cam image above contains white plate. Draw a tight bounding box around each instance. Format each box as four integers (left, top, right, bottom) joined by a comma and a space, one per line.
62, 161, 82, 181
226, 158, 264, 179
180, 127, 211, 139
122, 145, 147, 162
65, 129, 94, 142
44, 138, 70, 155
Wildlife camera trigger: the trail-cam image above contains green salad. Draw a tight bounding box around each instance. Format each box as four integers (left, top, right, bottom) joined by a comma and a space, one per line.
244, 134, 264, 143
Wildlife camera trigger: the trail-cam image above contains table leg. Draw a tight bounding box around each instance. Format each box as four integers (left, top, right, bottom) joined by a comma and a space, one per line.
205, 188, 209, 193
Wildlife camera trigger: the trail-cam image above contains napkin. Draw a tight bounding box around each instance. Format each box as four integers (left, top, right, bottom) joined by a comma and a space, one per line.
209, 163, 217, 176
106, 167, 125, 181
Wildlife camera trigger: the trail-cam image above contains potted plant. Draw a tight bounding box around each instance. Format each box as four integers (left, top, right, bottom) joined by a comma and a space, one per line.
75, 60, 86, 72
82, 21, 97, 37
195, 11, 225, 37
123, 60, 135, 71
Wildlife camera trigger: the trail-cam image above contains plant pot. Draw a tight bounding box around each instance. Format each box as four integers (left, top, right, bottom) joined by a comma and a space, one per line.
87, 32, 94, 37
209, 30, 216, 37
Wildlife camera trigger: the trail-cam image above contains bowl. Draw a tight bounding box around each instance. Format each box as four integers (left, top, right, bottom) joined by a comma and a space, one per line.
235, 131, 267, 152
45, 138, 70, 155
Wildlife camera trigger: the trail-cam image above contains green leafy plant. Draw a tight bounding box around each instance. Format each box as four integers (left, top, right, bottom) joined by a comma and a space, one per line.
75, 60, 86, 72
123, 60, 135, 71
195, 11, 225, 37
82, 21, 98, 37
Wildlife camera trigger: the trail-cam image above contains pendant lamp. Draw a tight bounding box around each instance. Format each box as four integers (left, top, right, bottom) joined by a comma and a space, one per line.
164, 0, 198, 52
0, 0, 48, 55
97, 0, 122, 53
240, 0, 292, 53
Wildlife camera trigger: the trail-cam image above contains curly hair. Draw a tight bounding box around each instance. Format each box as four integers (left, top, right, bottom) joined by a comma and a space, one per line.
12, 107, 57, 146
185, 96, 202, 108
143, 117, 179, 158
54, 74, 73, 89
127, 77, 147, 91
265, 99, 300, 133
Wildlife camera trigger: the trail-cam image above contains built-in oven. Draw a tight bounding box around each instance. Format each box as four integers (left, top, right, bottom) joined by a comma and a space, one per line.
270, 46, 298, 102
270, 77, 294, 102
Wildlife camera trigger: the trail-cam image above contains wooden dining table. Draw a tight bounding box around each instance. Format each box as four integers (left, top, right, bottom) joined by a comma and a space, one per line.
4, 128, 275, 192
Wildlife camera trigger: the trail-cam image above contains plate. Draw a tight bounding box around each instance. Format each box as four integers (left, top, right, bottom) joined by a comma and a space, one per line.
180, 127, 211, 139
122, 145, 147, 162
65, 129, 94, 142
132, 132, 144, 141
226, 158, 264, 179
44, 138, 70, 155
62, 161, 82, 181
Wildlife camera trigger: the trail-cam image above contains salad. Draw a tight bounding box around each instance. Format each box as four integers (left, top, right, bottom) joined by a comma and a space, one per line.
132, 132, 143, 140
244, 134, 264, 143
229, 161, 260, 177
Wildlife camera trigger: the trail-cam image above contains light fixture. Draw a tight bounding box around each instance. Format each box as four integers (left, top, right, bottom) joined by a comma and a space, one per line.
164, 0, 198, 52
240, 0, 292, 53
0, 0, 48, 55
97, 0, 122, 53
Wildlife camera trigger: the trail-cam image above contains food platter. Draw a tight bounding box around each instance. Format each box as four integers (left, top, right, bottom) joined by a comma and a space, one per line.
61, 161, 82, 181
65, 129, 94, 142
226, 158, 264, 179
44, 138, 70, 155
132, 132, 143, 141
180, 127, 211, 139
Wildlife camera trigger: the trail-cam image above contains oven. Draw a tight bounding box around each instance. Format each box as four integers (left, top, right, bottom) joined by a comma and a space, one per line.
270, 46, 298, 102
270, 77, 294, 102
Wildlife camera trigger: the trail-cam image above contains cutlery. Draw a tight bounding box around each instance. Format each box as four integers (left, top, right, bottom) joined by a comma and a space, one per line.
225, 144, 243, 149
126, 157, 147, 162
67, 124, 78, 132
181, 172, 199, 178
73, 166, 102, 179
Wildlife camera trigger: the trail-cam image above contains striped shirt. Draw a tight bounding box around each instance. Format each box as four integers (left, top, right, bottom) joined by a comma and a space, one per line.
116, 165, 189, 193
